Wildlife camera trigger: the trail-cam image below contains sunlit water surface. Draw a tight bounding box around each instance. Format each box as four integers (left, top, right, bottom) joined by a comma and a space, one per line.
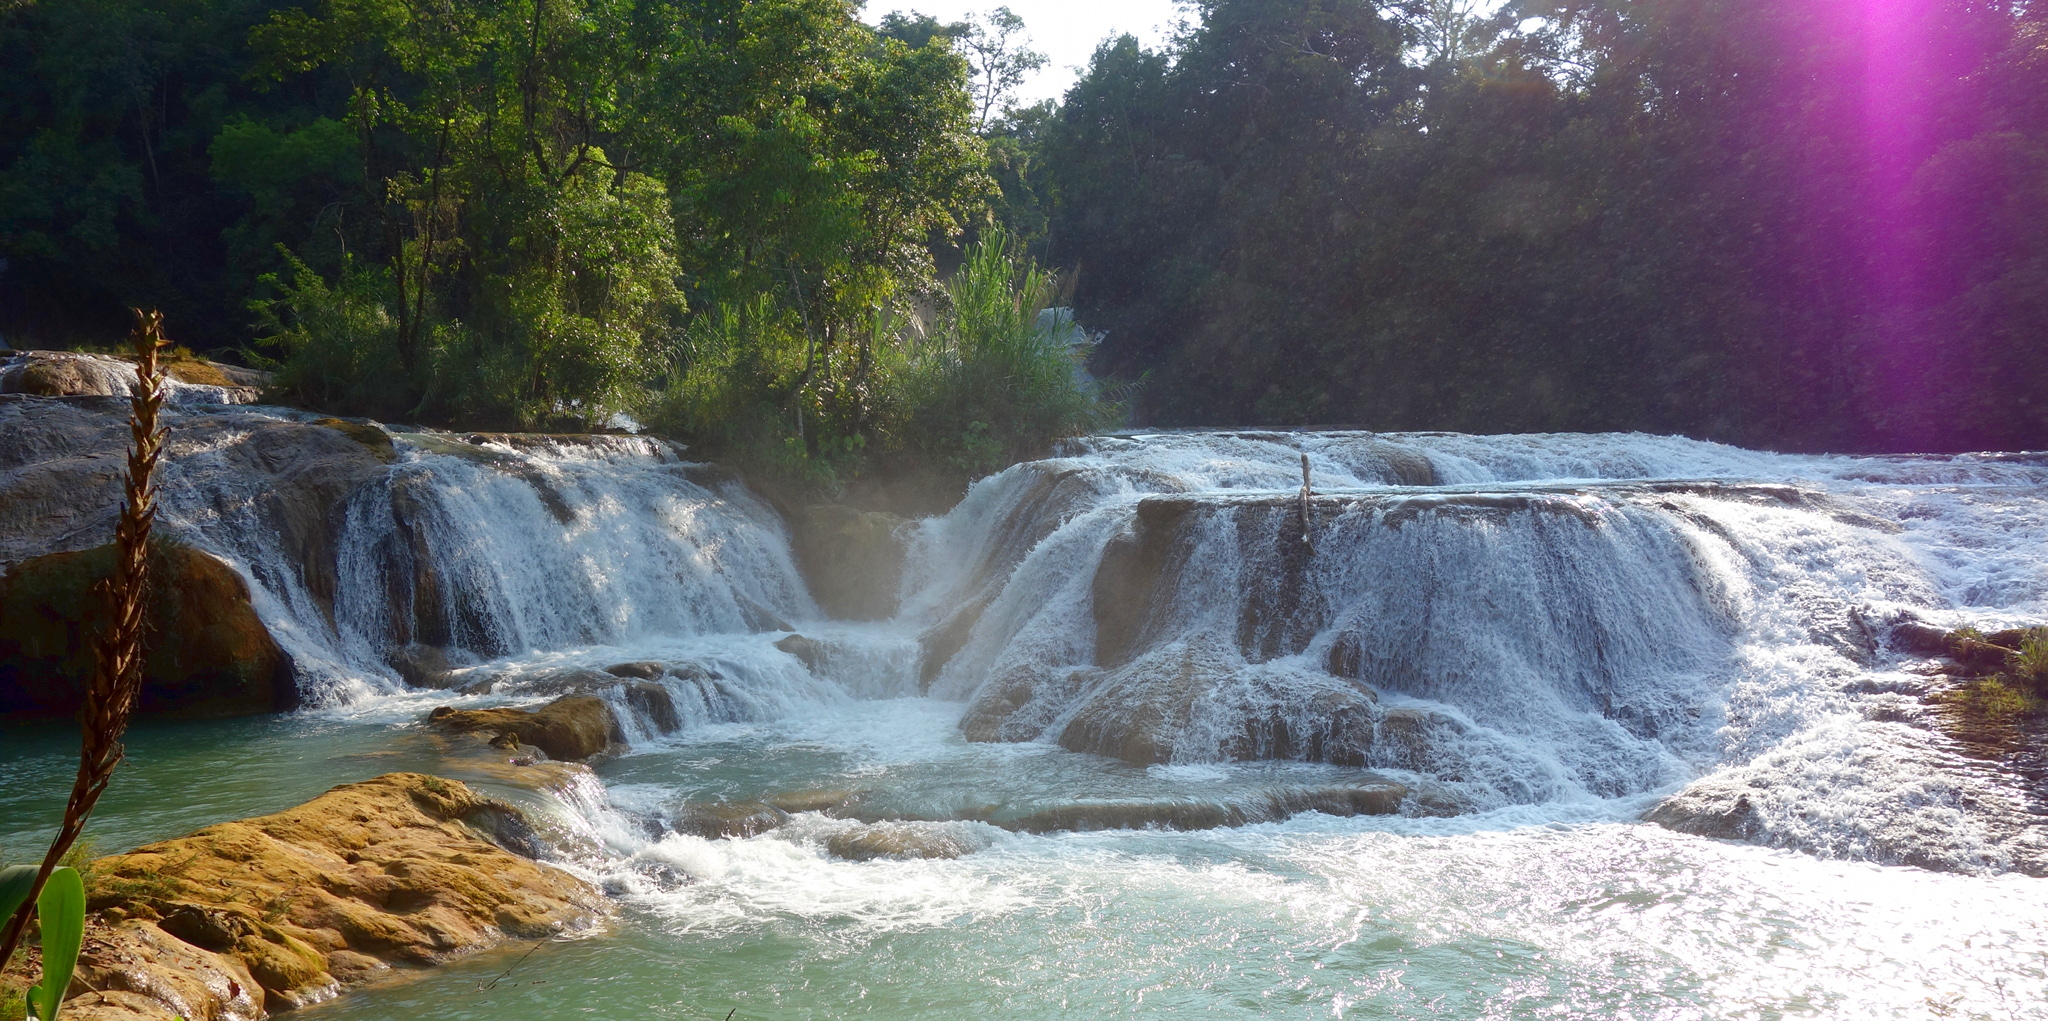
7, 695, 2045, 1021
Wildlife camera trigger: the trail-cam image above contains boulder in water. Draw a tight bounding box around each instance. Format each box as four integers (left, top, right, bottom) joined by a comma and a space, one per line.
775, 633, 825, 672
428, 695, 617, 760
917, 590, 993, 690
0, 541, 296, 717
764, 789, 868, 815
786, 504, 907, 620
68, 773, 602, 1018
670, 800, 790, 839
825, 821, 990, 861
387, 643, 465, 688
1643, 778, 1767, 841
605, 661, 665, 679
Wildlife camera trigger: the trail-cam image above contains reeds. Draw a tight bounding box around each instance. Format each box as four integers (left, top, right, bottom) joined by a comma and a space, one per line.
0, 310, 170, 975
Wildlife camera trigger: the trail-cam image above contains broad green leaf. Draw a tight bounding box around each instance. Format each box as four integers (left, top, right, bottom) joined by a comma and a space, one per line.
0, 864, 35, 924
27, 867, 85, 1021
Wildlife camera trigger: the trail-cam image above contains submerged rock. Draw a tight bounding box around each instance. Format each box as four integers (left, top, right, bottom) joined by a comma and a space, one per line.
669, 800, 790, 839
764, 789, 868, 815
785, 504, 907, 620
825, 821, 991, 861
0, 541, 296, 717
428, 695, 617, 760
775, 633, 826, 672
1000, 782, 1411, 834
65, 773, 602, 1020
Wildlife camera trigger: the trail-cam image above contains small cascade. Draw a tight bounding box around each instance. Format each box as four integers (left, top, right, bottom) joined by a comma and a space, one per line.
115, 408, 823, 707
331, 433, 814, 669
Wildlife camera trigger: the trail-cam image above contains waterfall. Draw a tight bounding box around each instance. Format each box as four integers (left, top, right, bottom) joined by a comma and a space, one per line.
134, 411, 818, 706
897, 430, 2048, 868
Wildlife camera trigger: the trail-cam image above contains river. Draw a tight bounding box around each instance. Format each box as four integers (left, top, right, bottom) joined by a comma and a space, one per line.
4, 423, 2046, 1018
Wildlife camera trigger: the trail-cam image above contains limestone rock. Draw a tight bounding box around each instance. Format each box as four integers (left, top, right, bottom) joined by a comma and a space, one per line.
775, 633, 825, 672
428, 695, 617, 760
0, 541, 296, 717
67, 774, 602, 1020
0, 350, 265, 404
825, 821, 990, 861
916, 590, 993, 690
784, 504, 907, 620
0, 397, 390, 626
764, 789, 866, 815
669, 800, 790, 839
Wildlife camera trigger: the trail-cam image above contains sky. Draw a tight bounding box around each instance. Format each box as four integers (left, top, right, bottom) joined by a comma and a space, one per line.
863, 0, 1188, 106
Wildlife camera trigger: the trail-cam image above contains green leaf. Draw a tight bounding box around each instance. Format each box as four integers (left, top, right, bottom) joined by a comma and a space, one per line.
0, 864, 35, 923
27, 867, 85, 1021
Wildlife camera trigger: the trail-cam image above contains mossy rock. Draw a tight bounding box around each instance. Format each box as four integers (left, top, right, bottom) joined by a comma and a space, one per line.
0, 540, 297, 717
427, 695, 617, 760
311, 417, 397, 463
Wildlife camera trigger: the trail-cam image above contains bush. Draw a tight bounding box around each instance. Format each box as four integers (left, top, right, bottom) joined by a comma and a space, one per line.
648, 230, 1126, 496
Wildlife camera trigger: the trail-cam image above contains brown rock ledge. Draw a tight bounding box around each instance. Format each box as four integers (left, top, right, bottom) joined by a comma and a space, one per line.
57, 773, 605, 1020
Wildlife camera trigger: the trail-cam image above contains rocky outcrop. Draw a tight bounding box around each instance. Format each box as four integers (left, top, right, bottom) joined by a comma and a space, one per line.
784, 504, 907, 620
0, 350, 267, 403
60, 773, 603, 1021
0, 397, 392, 628
825, 821, 991, 861
428, 695, 619, 760
668, 800, 790, 840
0, 541, 296, 716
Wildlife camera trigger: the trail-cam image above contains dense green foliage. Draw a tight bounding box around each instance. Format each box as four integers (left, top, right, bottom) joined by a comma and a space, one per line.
1026, 0, 2048, 452
8, 0, 2046, 455
1, 0, 1113, 484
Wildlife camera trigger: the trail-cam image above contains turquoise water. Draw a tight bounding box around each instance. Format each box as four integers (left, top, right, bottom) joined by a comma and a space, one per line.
10, 695, 2045, 1021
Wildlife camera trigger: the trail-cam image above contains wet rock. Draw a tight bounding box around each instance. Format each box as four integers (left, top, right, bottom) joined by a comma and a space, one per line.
765, 789, 866, 815
775, 633, 825, 672
0, 541, 296, 717
0, 397, 390, 626
825, 821, 990, 861
1002, 782, 1411, 834
68, 773, 602, 1019
605, 661, 666, 680
1642, 777, 1767, 840
0, 350, 139, 397
786, 504, 908, 620
960, 662, 1098, 744
917, 590, 993, 690
619, 679, 681, 734
309, 417, 395, 463
427, 695, 617, 760
670, 800, 790, 839
1091, 508, 1188, 670
0, 350, 265, 404
387, 643, 463, 688
1053, 644, 1234, 764
1006, 799, 1242, 833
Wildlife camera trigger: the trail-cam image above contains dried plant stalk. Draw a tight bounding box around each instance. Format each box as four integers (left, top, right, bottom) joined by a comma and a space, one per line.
0, 310, 171, 974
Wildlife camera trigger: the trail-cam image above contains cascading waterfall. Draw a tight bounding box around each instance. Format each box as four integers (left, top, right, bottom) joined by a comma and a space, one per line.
899, 430, 2048, 871
16, 409, 2048, 1018
129, 411, 2048, 872
142, 411, 826, 712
